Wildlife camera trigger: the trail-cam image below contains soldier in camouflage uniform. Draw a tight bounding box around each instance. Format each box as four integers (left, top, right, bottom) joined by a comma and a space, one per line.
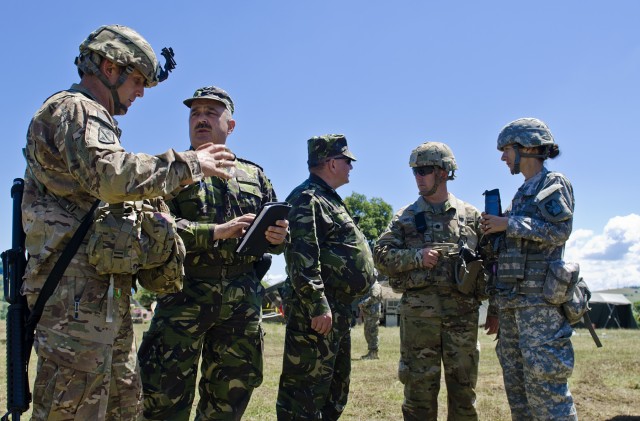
21, 25, 234, 421
481, 118, 577, 420
358, 275, 383, 360
276, 134, 375, 420
139, 86, 289, 421
374, 142, 487, 421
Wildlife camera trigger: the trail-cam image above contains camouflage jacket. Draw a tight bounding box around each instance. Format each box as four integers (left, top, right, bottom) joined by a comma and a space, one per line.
22, 84, 203, 283
492, 167, 574, 309
168, 157, 284, 268
284, 174, 375, 318
374, 193, 483, 316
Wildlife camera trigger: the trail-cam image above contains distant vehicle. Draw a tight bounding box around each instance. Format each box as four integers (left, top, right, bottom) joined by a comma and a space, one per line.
262, 276, 285, 322
131, 303, 152, 323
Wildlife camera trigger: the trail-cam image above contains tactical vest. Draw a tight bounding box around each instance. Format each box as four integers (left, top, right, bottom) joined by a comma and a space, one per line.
393, 197, 478, 291
496, 172, 564, 294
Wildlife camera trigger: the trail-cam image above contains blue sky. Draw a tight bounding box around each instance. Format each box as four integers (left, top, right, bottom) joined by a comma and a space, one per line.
1, 1, 639, 291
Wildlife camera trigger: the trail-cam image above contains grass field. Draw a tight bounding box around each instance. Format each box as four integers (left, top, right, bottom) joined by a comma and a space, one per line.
1, 321, 639, 420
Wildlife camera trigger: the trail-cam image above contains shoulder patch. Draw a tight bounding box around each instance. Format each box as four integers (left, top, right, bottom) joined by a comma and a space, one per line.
536, 188, 572, 222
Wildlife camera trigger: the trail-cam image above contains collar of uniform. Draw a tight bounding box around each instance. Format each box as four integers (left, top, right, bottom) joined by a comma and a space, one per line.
308, 173, 336, 193
69, 83, 99, 102
417, 193, 456, 215
518, 166, 549, 196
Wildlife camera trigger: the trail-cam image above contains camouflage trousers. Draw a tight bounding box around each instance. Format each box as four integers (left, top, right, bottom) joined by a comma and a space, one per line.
398, 310, 479, 421
139, 272, 264, 421
26, 275, 141, 421
362, 312, 380, 351
496, 304, 577, 421
276, 298, 353, 421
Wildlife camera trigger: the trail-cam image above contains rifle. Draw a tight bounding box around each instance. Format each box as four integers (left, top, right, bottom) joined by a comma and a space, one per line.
1, 178, 30, 420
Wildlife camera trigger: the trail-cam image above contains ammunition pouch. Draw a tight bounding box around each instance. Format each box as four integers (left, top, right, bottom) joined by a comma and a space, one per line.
562, 276, 591, 325
87, 198, 185, 294
496, 250, 527, 282
496, 251, 549, 295
456, 259, 488, 300
542, 260, 580, 305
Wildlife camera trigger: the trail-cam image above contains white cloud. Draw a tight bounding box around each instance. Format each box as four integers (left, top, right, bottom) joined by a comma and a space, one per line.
565, 214, 640, 291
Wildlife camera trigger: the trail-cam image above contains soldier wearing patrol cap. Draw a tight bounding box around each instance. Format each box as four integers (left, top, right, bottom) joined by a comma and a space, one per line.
21, 25, 234, 420
276, 134, 375, 420
374, 141, 487, 420
482, 118, 578, 420
138, 86, 289, 421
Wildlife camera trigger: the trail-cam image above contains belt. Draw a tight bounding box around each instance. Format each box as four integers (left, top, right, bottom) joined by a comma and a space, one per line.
184, 263, 255, 279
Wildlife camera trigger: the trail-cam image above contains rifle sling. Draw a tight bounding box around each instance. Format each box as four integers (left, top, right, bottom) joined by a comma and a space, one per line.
582, 311, 603, 348
25, 199, 100, 344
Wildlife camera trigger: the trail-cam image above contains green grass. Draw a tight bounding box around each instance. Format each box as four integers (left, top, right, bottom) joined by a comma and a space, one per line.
1, 322, 639, 420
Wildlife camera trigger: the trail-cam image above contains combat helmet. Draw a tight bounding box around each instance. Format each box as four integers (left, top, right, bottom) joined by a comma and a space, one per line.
497, 118, 555, 150
409, 141, 457, 180
75, 25, 175, 113
497, 117, 555, 174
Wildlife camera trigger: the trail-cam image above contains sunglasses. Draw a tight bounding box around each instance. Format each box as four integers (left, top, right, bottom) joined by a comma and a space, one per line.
412, 166, 436, 176
327, 156, 353, 165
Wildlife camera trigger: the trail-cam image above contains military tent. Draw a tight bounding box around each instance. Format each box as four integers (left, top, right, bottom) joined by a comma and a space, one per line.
582, 292, 638, 329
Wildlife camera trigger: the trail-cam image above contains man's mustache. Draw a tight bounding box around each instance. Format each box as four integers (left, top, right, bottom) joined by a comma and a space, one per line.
195, 121, 212, 130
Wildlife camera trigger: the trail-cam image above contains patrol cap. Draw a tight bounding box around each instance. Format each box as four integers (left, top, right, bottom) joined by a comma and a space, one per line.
183, 86, 234, 114
307, 134, 357, 166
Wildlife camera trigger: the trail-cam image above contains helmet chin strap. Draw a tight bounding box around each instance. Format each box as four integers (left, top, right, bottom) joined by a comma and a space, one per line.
107, 66, 133, 115
511, 144, 549, 175
420, 171, 444, 197
511, 145, 521, 174
80, 56, 132, 114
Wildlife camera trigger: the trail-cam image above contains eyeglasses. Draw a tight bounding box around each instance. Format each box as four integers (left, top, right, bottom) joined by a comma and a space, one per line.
412, 166, 436, 176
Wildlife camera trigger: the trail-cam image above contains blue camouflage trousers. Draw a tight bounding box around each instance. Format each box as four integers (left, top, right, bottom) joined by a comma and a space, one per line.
276, 298, 353, 421
496, 305, 577, 421
139, 272, 264, 421
398, 310, 479, 421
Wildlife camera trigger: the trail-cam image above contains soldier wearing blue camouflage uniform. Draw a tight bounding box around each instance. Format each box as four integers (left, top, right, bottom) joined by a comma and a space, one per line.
481, 118, 577, 420
139, 86, 289, 421
276, 134, 375, 420
375, 142, 487, 421
358, 276, 383, 360
21, 26, 234, 420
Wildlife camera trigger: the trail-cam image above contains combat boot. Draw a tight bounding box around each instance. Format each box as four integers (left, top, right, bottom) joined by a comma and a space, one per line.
361, 350, 379, 360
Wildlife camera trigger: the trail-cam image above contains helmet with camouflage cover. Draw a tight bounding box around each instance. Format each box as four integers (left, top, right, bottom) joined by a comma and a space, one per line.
75, 25, 175, 114
409, 141, 457, 179
497, 117, 556, 174
497, 117, 555, 151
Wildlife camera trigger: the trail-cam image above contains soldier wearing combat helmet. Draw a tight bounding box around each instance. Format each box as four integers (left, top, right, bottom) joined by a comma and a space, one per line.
496, 117, 559, 174
21, 25, 233, 420
375, 141, 486, 420
482, 117, 577, 420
